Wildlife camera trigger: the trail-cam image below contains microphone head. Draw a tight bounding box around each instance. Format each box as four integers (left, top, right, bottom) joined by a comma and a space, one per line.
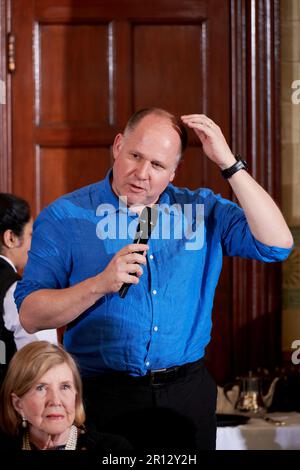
118, 205, 158, 299
135, 205, 158, 243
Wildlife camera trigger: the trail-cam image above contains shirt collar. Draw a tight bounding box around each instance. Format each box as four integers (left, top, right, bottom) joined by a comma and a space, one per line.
102, 169, 178, 217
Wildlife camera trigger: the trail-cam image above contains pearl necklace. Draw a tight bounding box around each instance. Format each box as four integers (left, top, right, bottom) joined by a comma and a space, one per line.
22, 424, 78, 450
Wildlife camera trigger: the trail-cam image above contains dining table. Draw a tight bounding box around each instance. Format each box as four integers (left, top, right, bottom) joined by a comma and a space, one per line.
216, 412, 300, 450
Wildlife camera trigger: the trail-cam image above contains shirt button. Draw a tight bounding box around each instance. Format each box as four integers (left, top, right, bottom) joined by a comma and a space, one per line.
153, 326, 158, 332
152, 289, 157, 295
145, 361, 150, 367
149, 254, 154, 260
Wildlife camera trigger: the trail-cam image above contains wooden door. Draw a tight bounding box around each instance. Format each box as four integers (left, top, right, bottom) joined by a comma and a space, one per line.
11, 0, 231, 213
5, 0, 282, 384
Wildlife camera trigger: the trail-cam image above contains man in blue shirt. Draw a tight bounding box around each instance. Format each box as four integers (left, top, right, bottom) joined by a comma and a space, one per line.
15, 108, 293, 451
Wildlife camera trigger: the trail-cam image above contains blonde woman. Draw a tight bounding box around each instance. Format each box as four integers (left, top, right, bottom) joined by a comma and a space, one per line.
0, 341, 132, 451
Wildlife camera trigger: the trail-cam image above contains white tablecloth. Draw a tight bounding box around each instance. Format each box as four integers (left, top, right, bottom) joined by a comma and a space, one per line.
216, 412, 300, 450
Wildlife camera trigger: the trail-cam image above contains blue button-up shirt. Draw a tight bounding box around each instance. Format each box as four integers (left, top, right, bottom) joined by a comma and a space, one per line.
15, 171, 291, 377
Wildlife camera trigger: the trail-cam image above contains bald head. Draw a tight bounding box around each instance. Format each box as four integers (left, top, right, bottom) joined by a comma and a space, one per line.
124, 108, 188, 161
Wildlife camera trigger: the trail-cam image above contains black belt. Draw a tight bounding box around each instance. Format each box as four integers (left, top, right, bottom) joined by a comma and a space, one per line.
90, 358, 204, 386
147, 358, 204, 385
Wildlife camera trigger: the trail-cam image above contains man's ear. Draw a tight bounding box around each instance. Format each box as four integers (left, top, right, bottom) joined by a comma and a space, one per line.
169, 163, 179, 183
169, 170, 176, 182
11, 392, 23, 414
170, 157, 183, 183
112, 133, 124, 161
3, 229, 18, 249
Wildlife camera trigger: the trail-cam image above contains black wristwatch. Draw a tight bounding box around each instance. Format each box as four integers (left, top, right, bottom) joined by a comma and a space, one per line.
221, 154, 248, 179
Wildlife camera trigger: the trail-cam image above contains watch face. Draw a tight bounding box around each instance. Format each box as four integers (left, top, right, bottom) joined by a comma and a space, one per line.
236, 155, 248, 169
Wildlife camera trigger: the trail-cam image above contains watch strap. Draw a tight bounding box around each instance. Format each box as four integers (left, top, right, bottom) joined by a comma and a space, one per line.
221, 155, 248, 179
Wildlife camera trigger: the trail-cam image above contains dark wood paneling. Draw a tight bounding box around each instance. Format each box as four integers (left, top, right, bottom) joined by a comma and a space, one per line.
230, 0, 282, 379
39, 24, 110, 126
173, 148, 204, 190
38, 147, 111, 209
35, 126, 118, 146
0, 0, 11, 192
11, 0, 35, 208
133, 24, 204, 116
34, 0, 207, 22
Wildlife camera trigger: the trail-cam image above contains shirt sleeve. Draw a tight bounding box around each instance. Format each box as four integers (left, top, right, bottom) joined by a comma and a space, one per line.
218, 198, 292, 262
14, 205, 72, 311
4, 282, 58, 349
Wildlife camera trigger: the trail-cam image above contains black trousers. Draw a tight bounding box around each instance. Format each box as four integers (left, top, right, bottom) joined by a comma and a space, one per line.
82, 360, 217, 452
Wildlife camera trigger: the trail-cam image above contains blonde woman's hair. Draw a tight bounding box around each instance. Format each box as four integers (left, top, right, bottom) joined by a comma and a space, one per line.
0, 341, 85, 436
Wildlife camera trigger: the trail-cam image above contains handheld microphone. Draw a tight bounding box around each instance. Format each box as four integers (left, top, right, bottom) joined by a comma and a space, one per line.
119, 205, 158, 299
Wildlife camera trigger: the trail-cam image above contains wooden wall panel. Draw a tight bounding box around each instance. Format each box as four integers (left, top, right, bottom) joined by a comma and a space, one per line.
231, 0, 282, 377
38, 147, 111, 208
133, 24, 204, 116
173, 147, 226, 196
39, 24, 109, 126
0, 0, 11, 192
173, 148, 204, 190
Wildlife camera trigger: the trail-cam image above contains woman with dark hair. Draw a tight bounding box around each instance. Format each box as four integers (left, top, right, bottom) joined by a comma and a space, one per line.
0, 341, 132, 451
0, 193, 57, 374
